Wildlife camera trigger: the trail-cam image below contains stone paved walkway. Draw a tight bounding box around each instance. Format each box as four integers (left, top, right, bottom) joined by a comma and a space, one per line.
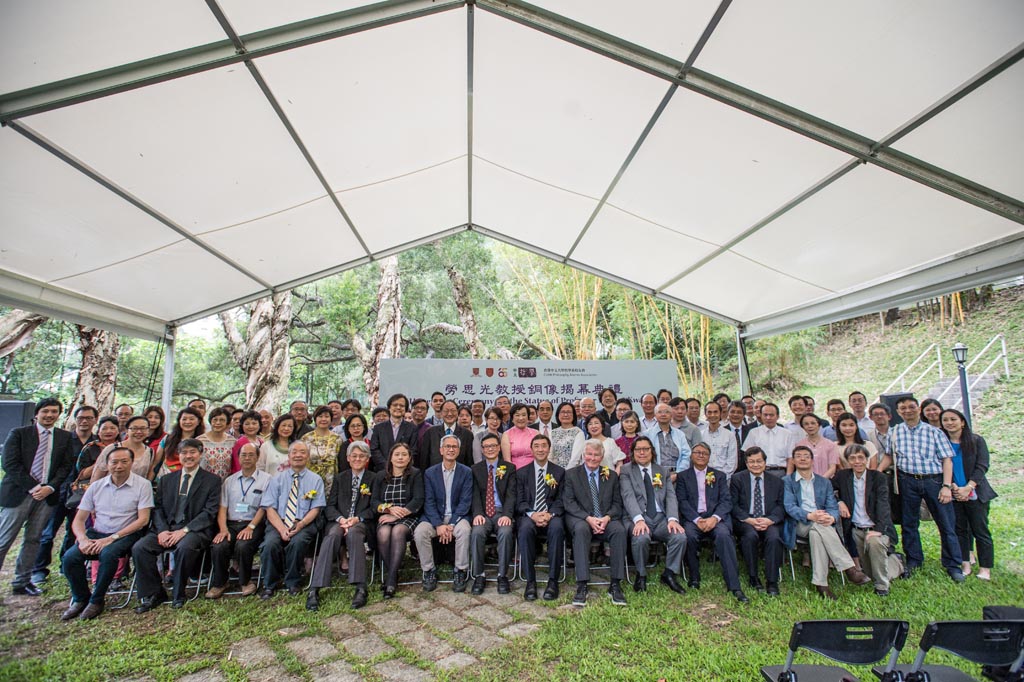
176, 582, 566, 681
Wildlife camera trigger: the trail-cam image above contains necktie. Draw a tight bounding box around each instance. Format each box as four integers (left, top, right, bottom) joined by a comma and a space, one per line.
350, 474, 360, 515
535, 469, 547, 513
733, 426, 742, 451
284, 472, 300, 527
486, 465, 496, 517
174, 472, 190, 525
643, 468, 657, 518
589, 471, 601, 517
31, 428, 49, 482
446, 427, 453, 436
543, 424, 549, 437
753, 476, 763, 517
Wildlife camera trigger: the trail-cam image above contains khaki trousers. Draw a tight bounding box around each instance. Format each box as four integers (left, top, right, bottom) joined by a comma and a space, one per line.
796, 522, 854, 587
413, 520, 471, 572
852, 527, 903, 591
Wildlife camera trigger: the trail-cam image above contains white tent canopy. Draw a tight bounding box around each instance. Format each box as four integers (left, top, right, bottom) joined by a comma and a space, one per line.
2, 0, 1023, 347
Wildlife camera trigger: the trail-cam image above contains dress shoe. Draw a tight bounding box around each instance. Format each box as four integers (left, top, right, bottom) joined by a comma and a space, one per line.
260, 587, 276, 600
471, 575, 486, 595
61, 601, 87, 621
947, 568, 966, 583
79, 602, 104, 620
205, 585, 225, 600
874, 588, 889, 597
543, 580, 559, 601
351, 585, 368, 610
12, 583, 42, 597
422, 569, 438, 592
287, 585, 302, 596
816, 585, 838, 601
844, 567, 872, 585
133, 593, 166, 614
687, 579, 701, 590
109, 578, 126, 592
524, 581, 538, 601
902, 563, 919, 580
382, 584, 396, 599
452, 569, 469, 593
170, 600, 185, 609
749, 576, 764, 591
732, 590, 750, 604
660, 571, 686, 595
572, 582, 588, 607
497, 576, 511, 595
240, 582, 258, 597
766, 582, 780, 597
609, 581, 627, 606
633, 576, 647, 592
306, 588, 320, 612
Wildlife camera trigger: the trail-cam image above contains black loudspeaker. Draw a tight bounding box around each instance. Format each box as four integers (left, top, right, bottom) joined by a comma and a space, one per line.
0, 401, 36, 447
879, 392, 914, 426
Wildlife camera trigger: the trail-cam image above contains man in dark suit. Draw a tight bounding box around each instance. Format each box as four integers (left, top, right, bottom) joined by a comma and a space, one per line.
420, 400, 474, 469
0, 397, 75, 596
676, 442, 749, 603
730, 446, 785, 595
308, 441, 378, 611
516, 433, 565, 601
369, 394, 419, 472
131, 439, 220, 611
620, 436, 687, 594
470, 433, 517, 594
563, 439, 628, 607
414, 434, 473, 593
833, 445, 904, 596
724, 401, 757, 473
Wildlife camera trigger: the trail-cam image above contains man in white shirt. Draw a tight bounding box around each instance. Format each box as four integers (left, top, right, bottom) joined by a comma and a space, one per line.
848, 391, 874, 433
741, 403, 798, 477
638, 394, 658, 432
700, 402, 738, 477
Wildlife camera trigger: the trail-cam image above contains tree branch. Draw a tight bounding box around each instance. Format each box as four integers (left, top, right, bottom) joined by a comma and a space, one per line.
481, 287, 561, 360
294, 353, 356, 365
218, 311, 248, 370
173, 388, 245, 403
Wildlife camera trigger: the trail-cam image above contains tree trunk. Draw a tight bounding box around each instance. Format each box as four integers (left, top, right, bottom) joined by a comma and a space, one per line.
444, 262, 488, 359
0, 309, 47, 358
220, 292, 292, 412
353, 256, 402, 405
67, 327, 120, 417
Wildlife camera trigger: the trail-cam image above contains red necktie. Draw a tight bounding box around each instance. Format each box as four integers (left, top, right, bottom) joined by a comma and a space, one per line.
486, 465, 496, 517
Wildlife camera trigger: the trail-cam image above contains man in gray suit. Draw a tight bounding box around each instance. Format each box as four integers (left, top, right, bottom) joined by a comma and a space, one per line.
619, 436, 686, 594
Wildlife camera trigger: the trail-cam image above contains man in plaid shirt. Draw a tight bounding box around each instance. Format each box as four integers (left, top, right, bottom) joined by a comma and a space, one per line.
878, 396, 963, 582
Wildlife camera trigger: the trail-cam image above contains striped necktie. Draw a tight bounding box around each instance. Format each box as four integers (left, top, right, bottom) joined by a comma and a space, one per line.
535, 469, 547, 513
31, 429, 49, 482
589, 471, 601, 517
284, 472, 300, 527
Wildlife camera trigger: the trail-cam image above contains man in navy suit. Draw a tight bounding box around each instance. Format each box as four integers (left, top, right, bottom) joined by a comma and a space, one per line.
414, 434, 473, 593
470, 434, 517, 595
516, 434, 565, 601
730, 446, 785, 595
0, 397, 75, 596
676, 442, 748, 603
369, 394, 420, 472
420, 400, 474, 469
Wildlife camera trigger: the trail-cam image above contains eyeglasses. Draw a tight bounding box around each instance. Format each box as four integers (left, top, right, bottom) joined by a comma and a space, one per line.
633, 446, 653, 453
127, 426, 149, 432
482, 443, 500, 450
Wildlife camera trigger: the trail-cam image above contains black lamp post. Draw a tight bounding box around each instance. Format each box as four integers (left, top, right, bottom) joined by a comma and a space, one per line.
952, 342, 971, 428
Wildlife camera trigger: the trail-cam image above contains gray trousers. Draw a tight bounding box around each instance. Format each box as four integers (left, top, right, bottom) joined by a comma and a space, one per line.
414, 520, 471, 572
796, 522, 854, 587
0, 496, 53, 588
625, 515, 686, 576
310, 522, 369, 588
470, 516, 514, 578
852, 527, 903, 591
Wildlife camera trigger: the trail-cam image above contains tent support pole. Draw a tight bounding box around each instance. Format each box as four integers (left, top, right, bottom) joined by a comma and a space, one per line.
736, 326, 750, 397
160, 326, 176, 429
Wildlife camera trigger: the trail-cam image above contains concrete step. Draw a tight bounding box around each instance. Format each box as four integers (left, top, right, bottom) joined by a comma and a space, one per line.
926, 373, 999, 409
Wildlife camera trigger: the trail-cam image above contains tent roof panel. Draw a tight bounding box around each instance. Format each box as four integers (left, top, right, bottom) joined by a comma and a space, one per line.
217, 0, 373, 36
695, 0, 1024, 139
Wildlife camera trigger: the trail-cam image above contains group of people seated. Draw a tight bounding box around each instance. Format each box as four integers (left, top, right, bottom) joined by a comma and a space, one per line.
0, 384, 995, 622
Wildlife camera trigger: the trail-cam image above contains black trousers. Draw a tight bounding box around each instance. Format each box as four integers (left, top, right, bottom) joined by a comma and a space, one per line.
682, 518, 741, 592
260, 524, 319, 590
735, 521, 783, 584
131, 530, 211, 602
209, 520, 265, 588
310, 522, 369, 588
954, 500, 993, 568
568, 518, 625, 582
517, 515, 564, 583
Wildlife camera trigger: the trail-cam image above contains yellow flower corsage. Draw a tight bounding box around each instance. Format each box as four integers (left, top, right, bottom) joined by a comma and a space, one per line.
304, 489, 318, 500
377, 502, 393, 513
600, 466, 611, 481
496, 465, 508, 480
704, 471, 716, 486
544, 473, 558, 489
652, 473, 663, 489
359, 483, 371, 496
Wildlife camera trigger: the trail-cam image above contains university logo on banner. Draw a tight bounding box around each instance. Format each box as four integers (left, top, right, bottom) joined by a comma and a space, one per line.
485, 368, 494, 377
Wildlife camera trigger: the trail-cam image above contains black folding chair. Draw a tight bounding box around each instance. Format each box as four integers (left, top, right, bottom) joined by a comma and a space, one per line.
871, 621, 1024, 682
761, 619, 910, 682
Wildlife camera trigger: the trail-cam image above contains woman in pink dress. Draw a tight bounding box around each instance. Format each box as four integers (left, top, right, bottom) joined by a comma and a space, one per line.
794, 413, 841, 478
614, 410, 642, 464
500, 403, 538, 470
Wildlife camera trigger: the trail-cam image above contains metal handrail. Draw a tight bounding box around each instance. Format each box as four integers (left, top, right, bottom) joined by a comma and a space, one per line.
881, 343, 943, 396
936, 334, 1010, 408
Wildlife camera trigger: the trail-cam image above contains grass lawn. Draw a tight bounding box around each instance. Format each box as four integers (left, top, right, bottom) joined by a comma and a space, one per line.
1, 288, 1021, 681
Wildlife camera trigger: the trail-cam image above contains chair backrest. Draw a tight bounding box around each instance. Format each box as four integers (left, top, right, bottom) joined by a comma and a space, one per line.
914, 621, 1024, 670
788, 620, 911, 666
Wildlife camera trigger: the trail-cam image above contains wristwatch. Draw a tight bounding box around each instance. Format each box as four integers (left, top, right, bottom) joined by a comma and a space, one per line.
941, 483, 952, 490
111, 533, 121, 541
247, 523, 256, 531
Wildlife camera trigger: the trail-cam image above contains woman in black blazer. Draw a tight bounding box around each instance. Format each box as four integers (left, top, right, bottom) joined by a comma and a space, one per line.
940, 409, 997, 580
371, 442, 424, 598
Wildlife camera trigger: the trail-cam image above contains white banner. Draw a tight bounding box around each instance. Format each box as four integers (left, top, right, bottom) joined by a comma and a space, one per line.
378, 359, 677, 407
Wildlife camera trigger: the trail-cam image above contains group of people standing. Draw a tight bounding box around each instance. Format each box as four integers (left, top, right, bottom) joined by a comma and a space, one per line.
0, 383, 996, 621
